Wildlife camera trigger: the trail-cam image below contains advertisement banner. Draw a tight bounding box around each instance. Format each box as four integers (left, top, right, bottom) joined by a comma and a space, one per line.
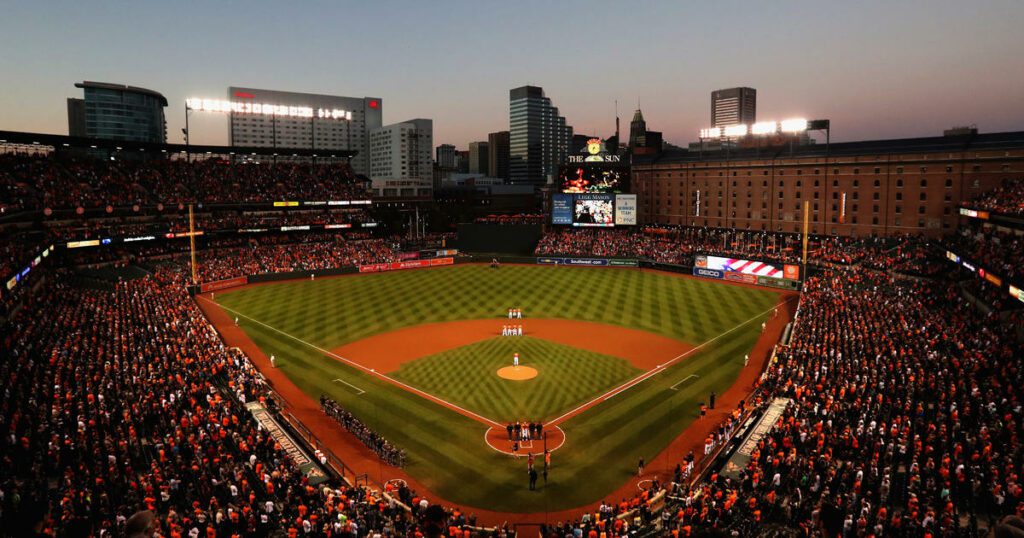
399, 252, 421, 261
200, 276, 248, 293
705, 255, 787, 279
724, 272, 758, 284
783, 264, 801, 280
693, 267, 724, 279
245, 403, 328, 485
614, 194, 637, 225
608, 259, 639, 267
552, 194, 573, 225
358, 262, 392, 273
535, 257, 611, 266
359, 257, 453, 273
756, 275, 794, 289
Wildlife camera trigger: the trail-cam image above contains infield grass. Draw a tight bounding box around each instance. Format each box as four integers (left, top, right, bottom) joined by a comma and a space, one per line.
214, 264, 782, 512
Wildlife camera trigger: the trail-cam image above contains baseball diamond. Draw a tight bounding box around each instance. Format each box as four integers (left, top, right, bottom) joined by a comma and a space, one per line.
203, 264, 788, 513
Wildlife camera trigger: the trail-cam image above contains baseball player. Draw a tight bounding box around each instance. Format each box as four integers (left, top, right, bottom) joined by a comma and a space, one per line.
502, 325, 508, 337
513, 353, 519, 367
517, 325, 523, 336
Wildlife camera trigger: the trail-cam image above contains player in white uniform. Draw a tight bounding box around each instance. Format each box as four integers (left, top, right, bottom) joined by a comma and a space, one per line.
513, 353, 519, 367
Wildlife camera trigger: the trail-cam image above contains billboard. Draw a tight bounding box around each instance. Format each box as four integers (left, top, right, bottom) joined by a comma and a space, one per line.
573, 194, 614, 227
614, 194, 637, 225
693, 267, 724, 279
700, 256, 789, 279
552, 194, 573, 225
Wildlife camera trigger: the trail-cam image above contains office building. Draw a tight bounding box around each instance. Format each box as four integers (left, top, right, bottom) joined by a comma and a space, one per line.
488, 131, 510, 181
369, 118, 433, 198
629, 108, 646, 149
509, 86, 573, 187
632, 129, 1024, 237
711, 87, 756, 128
226, 87, 381, 176
468, 141, 489, 175
68, 81, 168, 142
436, 144, 457, 169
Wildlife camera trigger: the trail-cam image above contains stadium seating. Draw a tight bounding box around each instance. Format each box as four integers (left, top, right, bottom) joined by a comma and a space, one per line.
2, 151, 1024, 537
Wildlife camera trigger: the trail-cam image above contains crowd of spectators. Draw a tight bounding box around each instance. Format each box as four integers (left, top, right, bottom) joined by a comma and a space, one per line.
197, 236, 398, 282
535, 227, 884, 269
961, 178, 1024, 217
0, 265, 507, 537
944, 225, 1024, 283
654, 267, 1024, 536
321, 397, 406, 468
0, 153, 369, 212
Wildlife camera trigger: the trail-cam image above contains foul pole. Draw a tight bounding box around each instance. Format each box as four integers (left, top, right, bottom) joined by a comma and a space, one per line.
189, 205, 198, 285
801, 200, 810, 279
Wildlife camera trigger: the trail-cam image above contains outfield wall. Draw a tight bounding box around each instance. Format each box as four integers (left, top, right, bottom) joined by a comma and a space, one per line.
190, 254, 800, 295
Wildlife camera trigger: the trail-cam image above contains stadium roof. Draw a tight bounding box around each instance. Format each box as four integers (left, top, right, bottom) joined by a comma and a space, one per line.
634, 130, 1024, 165
0, 130, 359, 159
75, 81, 169, 106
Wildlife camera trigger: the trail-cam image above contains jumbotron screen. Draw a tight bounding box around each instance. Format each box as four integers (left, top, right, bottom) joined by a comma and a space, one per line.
573, 195, 614, 227
559, 164, 630, 194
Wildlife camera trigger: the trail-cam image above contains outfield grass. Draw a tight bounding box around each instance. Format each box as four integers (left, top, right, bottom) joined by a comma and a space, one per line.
390, 337, 642, 422
215, 265, 780, 512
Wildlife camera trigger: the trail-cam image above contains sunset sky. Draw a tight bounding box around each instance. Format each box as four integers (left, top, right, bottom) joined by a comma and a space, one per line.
1, 0, 1022, 148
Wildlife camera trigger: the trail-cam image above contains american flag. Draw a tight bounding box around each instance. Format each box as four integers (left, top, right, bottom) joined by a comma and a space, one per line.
721, 259, 784, 278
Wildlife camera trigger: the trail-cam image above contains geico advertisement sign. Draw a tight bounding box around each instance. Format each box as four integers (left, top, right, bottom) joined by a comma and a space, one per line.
693, 267, 724, 279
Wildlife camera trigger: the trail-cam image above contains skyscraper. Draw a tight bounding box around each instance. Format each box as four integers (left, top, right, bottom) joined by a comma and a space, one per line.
628, 108, 647, 149
509, 86, 573, 187
711, 87, 756, 128
468, 141, 489, 175
488, 131, 510, 181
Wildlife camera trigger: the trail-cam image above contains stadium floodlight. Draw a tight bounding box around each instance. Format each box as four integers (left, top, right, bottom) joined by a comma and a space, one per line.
751, 121, 778, 135
780, 118, 808, 133
724, 124, 748, 137
699, 127, 722, 139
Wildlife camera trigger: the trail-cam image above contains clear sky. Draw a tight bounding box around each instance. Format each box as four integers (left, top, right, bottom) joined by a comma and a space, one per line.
1, 0, 1022, 148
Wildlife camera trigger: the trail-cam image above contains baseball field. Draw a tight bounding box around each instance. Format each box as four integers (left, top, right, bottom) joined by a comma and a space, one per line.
204, 264, 788, 513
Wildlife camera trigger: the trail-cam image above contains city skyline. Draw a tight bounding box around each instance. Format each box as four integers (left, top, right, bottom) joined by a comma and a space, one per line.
1, 0, 1023, 150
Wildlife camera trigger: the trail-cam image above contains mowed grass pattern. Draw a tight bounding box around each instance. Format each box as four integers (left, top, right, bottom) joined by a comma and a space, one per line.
214, 265, 784, 512
218, 265, 778, 347
390, 337, 642, 422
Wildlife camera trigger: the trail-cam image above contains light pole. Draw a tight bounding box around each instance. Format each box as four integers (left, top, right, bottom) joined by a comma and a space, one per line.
183, 100, 191, 162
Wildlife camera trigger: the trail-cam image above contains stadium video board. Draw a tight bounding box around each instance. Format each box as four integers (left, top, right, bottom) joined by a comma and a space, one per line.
552, 193, 637, 227
559, 163, 630, 194
573, 194, 614, 227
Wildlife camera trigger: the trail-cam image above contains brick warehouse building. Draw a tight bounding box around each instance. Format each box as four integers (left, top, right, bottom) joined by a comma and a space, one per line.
632, 130, 1024, 236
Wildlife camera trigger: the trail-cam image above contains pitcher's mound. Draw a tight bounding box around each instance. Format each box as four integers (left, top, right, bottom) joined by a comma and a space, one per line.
497, 365, 538, 380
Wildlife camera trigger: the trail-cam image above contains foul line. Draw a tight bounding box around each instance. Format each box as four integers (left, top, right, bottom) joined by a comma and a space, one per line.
669, 374, 699, 391
547, 297, 797, 426
332, 378, 366, 395
199, 296, 504, 428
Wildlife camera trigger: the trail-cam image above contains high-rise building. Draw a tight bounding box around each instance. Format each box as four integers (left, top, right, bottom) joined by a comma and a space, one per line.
628, 108, 647, 149
369, 119, 433, 198
68, 81, 168, 142
468, 141, 489, 175
509, 86, 573, 187
711, 87, 756, 128
488, 131, 510, 181
436, 144, 456, 169
226, 87, 382, 176
456, 150, 470, 174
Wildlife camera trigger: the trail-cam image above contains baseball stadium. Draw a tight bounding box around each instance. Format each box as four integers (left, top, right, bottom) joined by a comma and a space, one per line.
3, 5, 1024, 535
